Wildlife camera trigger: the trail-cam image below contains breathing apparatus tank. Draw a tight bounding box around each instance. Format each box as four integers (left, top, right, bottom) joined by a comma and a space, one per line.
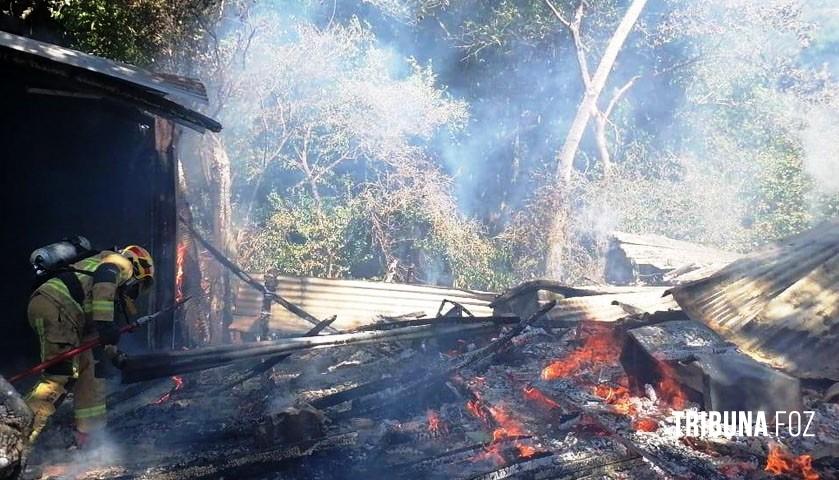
29, 236, 93, 275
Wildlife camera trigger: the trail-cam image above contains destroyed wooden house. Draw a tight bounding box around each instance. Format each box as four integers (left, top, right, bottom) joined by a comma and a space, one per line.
0, 30, 220, 373
18, 225, 837, 479
2, 21, 836, 480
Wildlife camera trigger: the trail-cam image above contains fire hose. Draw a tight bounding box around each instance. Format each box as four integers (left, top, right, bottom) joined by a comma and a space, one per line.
7, 297, 191, 384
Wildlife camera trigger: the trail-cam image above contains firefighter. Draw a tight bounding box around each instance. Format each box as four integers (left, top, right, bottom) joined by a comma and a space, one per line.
25, 245, 154, 445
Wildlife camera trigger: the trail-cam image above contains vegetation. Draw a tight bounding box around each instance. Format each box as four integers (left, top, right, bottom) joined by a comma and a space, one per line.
5, 0, 837, 291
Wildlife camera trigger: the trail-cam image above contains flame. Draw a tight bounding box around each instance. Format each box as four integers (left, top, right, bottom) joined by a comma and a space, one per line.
426, 409, 448, 435
632, 418, 659, 432
593, 383, 636, 415
517, 444, 537, 458
153, 375, 185, 405
488, 405, 525, 440
764, 445, 820, 479
522, 386, 561, 410
541, 324, 621, 381
466, 398, 490, 425
655, 361, 688, 410
175, 241, 187, 302
467, 402, 540, 465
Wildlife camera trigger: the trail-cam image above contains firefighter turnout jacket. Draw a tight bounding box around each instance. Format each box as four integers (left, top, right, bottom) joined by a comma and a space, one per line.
26, 251, 135, 441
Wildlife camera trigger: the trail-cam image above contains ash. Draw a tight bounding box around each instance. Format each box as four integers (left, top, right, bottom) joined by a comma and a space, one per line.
22, 323, 839, 480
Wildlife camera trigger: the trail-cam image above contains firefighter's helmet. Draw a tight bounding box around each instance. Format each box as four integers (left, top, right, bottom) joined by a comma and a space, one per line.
121, 245, 155, 284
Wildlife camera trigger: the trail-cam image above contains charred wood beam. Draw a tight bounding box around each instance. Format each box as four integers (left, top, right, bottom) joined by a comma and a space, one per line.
209, 315, 338, 395
470, 453, 643, 480
456, 301, 557, 373
349, 315, 520, 333
392, 440, 520, 472
121, 322, 502, 383
119, 431, 358, 480
330, 303, 557, 420
311, 374, 408, 409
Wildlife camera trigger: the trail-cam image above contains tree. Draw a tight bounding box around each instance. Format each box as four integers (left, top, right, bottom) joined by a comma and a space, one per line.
544, 0, 648, 279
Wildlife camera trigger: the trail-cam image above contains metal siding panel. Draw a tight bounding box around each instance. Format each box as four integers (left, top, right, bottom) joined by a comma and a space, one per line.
232, 275, 495, 334
670, 220, 839, 380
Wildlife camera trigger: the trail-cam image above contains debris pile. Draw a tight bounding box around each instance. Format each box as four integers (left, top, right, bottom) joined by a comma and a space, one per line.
21, 225, 839, 479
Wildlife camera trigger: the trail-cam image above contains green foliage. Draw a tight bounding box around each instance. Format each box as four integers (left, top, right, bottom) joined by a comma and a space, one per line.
43, 0, 213, 66
240, 193, 373, 279
30, 0, 838, 288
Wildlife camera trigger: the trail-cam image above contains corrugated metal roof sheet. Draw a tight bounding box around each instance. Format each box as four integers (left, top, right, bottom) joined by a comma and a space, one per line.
543, 287, 680, 324
606, 231, 741, 285
231, 275, 496, 334
668, 220, 839, 381
491, 280, 680, 324
0, 31, 221, 132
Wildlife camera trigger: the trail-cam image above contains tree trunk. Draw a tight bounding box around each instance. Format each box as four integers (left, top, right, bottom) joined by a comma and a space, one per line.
593, 112, 611, 174
555, 0, 648, 183
545, 0, 648, 279
200, 132, 237, 344
176, 161, 211, 346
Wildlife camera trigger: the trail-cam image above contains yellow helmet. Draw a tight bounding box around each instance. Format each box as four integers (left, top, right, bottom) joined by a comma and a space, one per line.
121, 245, 155, 284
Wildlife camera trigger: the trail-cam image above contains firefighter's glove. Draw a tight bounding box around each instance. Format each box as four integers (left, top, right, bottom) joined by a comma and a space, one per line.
96, 321, 121, 345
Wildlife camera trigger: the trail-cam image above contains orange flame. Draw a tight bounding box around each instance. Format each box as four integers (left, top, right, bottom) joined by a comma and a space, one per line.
593, 383, 636, 415
632, 418, 659, 432
426, 409, 448, 435
517, 444, 537, 458
656, 361, 688, 410
522, 386, 561, 410
541, 324, 621, 381
175, 241, 187, 302
765, 445, 820, 480
488, 405, 525, 440
466, 399, 490, 425
153, 375, 185, 405
468, 402, 540, 465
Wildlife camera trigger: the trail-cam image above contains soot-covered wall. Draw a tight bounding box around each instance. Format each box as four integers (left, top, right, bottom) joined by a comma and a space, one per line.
0, 75, 176, 378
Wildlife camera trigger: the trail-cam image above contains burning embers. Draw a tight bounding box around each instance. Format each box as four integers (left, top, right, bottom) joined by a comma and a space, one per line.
541, 323, 622, 381
426, 409, 448, 436
592, 380, 636, 415
655, 360, 688, 410
464, 397, 539, 465
153, 375, 185, 405
765, 445, 820, 480
540, 322, 689, 420
522, 385, 561, 411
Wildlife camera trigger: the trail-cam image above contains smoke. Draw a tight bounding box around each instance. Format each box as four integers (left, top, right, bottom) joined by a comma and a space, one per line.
801, 105, 839, 194
186, 0, 838, 287
37, 432, 125, 479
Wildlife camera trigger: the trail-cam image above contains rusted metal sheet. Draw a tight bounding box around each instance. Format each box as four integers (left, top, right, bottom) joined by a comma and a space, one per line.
668, 220, 839, 381
606, 231, 741, 285
0, 31, 221, 132
230, 275, 496, 335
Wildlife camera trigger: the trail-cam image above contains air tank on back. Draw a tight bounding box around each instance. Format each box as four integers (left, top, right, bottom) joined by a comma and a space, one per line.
29, 236, 93, 274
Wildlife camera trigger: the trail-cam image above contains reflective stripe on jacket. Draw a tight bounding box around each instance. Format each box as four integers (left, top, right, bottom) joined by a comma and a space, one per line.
36, 251, 134, 323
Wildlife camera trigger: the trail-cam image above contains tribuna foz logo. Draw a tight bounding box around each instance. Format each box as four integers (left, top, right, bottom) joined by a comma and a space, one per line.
669, 410, 816, 438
